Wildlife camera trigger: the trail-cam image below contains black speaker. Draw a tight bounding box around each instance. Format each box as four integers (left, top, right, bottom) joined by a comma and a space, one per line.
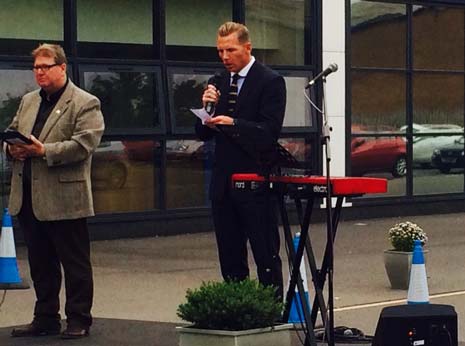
372, 304, 457, 346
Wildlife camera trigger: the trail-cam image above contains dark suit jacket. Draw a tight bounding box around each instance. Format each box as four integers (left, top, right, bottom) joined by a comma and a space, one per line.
195, 61, 286, 201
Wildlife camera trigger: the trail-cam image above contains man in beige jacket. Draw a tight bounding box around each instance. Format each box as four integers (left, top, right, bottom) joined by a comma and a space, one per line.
5, 44, 104, 339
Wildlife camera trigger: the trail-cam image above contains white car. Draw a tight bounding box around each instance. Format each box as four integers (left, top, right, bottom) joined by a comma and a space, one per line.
400, 124, 463, 167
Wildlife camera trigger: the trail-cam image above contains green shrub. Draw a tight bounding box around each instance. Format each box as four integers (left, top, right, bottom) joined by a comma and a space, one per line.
177, 279, 283, 331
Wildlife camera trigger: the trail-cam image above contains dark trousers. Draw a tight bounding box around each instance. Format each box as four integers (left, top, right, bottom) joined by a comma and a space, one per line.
212, 185, 283, 300
18, 182, 93, 327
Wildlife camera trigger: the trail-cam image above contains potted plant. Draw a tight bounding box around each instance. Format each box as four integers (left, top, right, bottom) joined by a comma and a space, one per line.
176, 279, 293, 346
384, 221, 428, 289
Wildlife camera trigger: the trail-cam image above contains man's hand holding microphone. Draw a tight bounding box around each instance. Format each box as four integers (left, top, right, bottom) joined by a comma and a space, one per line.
202, 77, 234, 128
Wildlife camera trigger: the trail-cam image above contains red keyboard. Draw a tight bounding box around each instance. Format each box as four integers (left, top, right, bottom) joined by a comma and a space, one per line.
232, 173, 387, 196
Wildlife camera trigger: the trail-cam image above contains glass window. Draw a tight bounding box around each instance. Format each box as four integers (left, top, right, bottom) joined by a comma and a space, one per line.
81, 66, 163, 132
278, 137, 313, 173
168, 69, 212, 132
413, 73, 464, 128
77, 0, 154, 58
350, 135, 406, 196
166, 139, 212, 208
165, 0, 231, 61
351, 1, 406, 68
0, 0, 63, 55
413, 7, 464, 70
283, 75, 314, 128
413, 134, 464, 195
0, 68, 37, 131
351, 71, 406, 131
168, 70, 316, 133
245, 0, 306, 65
92, 139, 160, 213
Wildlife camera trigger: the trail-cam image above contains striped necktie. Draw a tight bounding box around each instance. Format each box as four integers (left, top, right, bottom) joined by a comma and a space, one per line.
227, 74, 240, 116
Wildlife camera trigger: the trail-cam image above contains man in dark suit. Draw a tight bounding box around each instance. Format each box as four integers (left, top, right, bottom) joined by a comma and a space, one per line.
196, 22, 286, 299
6, 44, 104, 339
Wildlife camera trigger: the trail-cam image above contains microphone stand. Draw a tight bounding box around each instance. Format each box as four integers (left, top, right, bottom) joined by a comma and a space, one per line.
321, 76, 335, 346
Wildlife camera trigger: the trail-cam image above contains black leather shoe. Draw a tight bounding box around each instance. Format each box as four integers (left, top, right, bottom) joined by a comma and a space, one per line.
61, 325, 89, 339
11, 322, 61, 337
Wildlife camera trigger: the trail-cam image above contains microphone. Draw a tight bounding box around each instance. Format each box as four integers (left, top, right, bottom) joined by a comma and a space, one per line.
305, 63, 338, 88
205, 73, 222, 115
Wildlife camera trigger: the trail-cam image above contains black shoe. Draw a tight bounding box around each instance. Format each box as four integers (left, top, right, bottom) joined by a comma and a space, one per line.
61, 325, 89, 339
11, 322, 61, 337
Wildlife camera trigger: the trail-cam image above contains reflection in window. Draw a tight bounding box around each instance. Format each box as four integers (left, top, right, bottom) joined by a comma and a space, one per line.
278, 137, 312, 171
246, 0, 305, 65
169, 72, 315, 130
165, 0, 230, 61
166, 139, 212, 208
413, 135, 464, 195
352, 71, 406, 131
166, 0, 230, 47
0, 0, 63, 40
350, 135, 406, 196
413, 7, 464, 70
351, 1, 406, 68
283, 76, 312, 127
0, 69, 36, 131
77, 0, 152, 43
92, 140, 160, 213
413, 73, 464, 128
168, 71, 210, 130
411, 132, 463, 167
76, 0, 153, 58
83, 69, 160, 129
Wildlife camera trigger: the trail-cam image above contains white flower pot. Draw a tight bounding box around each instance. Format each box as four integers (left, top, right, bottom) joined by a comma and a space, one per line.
176, 323, 293, 346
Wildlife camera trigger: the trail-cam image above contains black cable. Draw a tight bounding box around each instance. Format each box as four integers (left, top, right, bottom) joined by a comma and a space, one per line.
440, 326, 453, 346
315, 326, 373, 344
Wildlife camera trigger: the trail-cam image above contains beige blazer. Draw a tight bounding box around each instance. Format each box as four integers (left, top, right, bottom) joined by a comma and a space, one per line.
7, 81, 105, 221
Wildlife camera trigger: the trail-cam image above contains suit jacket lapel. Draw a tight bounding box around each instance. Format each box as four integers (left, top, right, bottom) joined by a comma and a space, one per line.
39, 81, 74, 142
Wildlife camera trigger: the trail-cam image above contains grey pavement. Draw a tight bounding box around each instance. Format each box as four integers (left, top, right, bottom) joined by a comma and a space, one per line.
0, 212, 464, 345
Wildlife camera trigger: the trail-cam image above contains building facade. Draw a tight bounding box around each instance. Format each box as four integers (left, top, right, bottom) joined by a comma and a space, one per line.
0, 0, 463, 238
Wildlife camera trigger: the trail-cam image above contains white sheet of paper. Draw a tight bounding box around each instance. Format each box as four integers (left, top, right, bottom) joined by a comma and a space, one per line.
190, 108, 212, 125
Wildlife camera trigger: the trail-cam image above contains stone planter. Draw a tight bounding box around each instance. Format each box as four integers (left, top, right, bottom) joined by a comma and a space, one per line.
384, 249, 428, 289
176, 323, 293, 346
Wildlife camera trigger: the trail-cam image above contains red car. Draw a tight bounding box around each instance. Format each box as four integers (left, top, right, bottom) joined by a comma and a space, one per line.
351, 136, 407, 177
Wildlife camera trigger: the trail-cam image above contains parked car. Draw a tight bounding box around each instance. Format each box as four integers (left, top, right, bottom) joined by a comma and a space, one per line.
123, 140, 160, 161
92, 141, 129, 190
351, 136, 407, 177
400, 123, 463, 167
431, 136, 465, 174
166, 140, 206, 161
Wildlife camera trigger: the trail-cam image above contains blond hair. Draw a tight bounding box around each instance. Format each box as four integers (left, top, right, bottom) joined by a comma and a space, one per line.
217, 22, 250, 44
32, 43, 67, 64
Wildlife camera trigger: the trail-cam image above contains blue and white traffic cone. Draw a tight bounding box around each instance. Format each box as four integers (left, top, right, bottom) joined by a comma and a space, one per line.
288, 232, 311, 323
407, 239, 429, 304
0, 208, 28, 289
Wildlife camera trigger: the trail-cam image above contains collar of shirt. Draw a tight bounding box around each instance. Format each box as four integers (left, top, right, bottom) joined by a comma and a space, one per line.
39, 78, 69, 104
230, 56, 255, 93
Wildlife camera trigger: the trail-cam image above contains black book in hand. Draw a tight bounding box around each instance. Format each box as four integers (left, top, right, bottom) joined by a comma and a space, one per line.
1, 130, 33, 145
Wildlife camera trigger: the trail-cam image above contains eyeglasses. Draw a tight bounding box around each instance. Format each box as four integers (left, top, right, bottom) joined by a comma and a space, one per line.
32, 63, 60, 72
